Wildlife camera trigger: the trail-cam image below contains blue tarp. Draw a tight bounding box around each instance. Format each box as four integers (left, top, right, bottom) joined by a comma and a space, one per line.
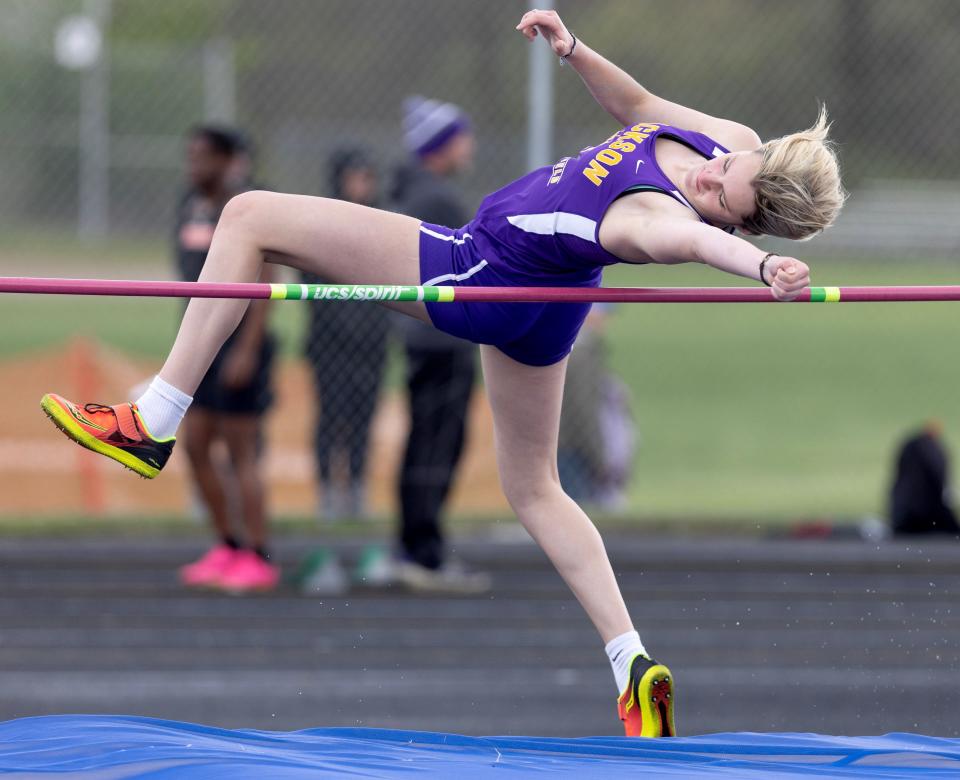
1, 716, 959, 779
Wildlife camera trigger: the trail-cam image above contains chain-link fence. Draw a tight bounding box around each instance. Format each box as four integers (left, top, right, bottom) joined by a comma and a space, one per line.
3, 1, 959, 243
1, 1, 959, 520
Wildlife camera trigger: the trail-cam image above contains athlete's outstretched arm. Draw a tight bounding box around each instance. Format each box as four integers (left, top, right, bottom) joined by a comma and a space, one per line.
628, 216, 810, 301
516, 9, 760, 152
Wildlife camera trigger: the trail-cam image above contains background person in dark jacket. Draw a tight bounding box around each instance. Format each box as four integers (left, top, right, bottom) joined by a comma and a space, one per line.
890, 421, 960, 536
175, 125, 279, 593
388, 96, 489, 593
303, 148, 389, 519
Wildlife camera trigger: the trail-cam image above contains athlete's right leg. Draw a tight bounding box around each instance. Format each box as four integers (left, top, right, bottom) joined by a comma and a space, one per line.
480, 345, 675, 737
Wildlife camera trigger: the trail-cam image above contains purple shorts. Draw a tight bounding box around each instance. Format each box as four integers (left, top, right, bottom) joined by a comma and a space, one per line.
418, 222, 595, 367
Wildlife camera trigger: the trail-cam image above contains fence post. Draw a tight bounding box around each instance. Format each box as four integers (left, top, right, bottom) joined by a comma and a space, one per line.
204, 37, 237, 123
77, 0, 112, 240
526, 0, 554, 171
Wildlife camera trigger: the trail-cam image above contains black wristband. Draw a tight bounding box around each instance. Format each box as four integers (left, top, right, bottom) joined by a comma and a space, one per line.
759, 253, 777, 287
559, 34, 577, 66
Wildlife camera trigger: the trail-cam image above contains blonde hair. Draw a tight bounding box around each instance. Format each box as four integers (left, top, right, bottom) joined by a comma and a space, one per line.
743, 106, 847, 240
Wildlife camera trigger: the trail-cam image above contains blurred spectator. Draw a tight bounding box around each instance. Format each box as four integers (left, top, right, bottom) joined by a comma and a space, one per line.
175, 125, 280, 593
378, 96, 488, 593
226, 129, 258, 191
890, 422, 960, 536
558, 307, 636, 510
303, 148, 390, 519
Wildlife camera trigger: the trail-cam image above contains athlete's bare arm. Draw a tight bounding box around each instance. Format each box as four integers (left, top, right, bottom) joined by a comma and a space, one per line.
516, 9, 761, 153
599, 197, 808, 301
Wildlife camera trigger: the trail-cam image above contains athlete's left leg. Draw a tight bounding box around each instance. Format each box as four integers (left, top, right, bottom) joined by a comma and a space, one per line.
41, 193, 425, 478
162, 192, 427, 397
480, 345, 674, 736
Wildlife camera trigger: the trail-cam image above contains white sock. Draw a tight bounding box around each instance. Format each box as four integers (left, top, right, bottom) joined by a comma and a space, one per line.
606, 629, 648, 694
134, 376, 192, 440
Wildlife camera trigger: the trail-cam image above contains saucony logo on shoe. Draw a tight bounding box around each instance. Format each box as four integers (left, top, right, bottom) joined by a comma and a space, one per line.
69, 407, 108, 431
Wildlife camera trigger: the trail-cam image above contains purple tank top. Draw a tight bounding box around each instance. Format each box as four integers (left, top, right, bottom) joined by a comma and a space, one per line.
466, 123, 731, 285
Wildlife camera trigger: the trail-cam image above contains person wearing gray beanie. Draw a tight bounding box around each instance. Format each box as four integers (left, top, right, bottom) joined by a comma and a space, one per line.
402, 95, 472, 159
388, 96, 488, 595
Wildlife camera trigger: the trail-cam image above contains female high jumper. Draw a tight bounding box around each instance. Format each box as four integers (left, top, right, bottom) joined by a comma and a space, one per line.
42, 9, 845, 737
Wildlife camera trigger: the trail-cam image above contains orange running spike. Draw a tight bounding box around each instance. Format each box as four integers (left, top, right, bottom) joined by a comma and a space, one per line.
40, 394, 175, 479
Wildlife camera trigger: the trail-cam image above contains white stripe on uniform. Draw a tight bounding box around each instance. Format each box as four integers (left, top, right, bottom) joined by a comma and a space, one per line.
423, 259, 488, 287
505, 212, 597, 243
419, 225, 474, 245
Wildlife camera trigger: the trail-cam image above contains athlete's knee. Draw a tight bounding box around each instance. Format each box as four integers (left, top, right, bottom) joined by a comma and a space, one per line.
219, 190, 273, 230
500, 468, 563, 515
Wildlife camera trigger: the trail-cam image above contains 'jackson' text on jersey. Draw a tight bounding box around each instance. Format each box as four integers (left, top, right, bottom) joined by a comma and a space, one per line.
465, 123, 732, 287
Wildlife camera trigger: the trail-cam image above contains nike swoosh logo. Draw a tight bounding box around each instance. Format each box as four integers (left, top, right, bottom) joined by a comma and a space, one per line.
635, 160, 645, 173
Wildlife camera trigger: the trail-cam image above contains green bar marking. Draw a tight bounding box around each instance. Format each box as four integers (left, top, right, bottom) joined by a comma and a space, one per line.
809, 287, 842, 303
271, 283, 457, 303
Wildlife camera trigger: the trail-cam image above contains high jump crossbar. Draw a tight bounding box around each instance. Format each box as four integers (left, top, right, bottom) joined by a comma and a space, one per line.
2, 277, 960, 303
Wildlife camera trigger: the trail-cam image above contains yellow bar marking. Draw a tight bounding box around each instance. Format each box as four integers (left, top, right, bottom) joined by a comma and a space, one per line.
437, 287, 455, 302
824, 287, 841, 302
270, 284, 286, 300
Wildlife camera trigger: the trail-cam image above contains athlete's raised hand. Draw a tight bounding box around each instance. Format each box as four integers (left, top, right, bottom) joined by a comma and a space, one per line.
516, 8, 575, 58
764, 256, 810, 301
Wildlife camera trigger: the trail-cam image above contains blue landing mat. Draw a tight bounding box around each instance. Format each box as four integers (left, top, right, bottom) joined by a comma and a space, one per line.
1, 716, 959, 778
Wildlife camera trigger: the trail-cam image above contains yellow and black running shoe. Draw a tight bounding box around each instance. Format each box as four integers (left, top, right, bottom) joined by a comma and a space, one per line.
617, 653, 676, 737
41, 393, 174, 479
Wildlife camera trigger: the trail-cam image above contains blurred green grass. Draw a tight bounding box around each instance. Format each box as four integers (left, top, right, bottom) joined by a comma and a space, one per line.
603, 259, 960, 519
2, 240, 958, 522
0, 227, 307, 358
0, 296, 307, 359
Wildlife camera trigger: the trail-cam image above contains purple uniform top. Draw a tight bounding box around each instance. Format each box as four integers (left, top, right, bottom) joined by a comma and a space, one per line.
417, 123, 733, 366
466, 122, 732, 285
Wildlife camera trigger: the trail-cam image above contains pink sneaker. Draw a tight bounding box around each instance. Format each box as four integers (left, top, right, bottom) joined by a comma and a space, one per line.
179, 544, 239, 588
217, 550, 280, 594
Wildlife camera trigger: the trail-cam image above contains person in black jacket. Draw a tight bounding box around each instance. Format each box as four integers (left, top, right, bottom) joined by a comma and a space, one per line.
175, 126, 280, 593
389, 96, 489, 593
890, 422, 960, 536
303, 149, 389, 519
